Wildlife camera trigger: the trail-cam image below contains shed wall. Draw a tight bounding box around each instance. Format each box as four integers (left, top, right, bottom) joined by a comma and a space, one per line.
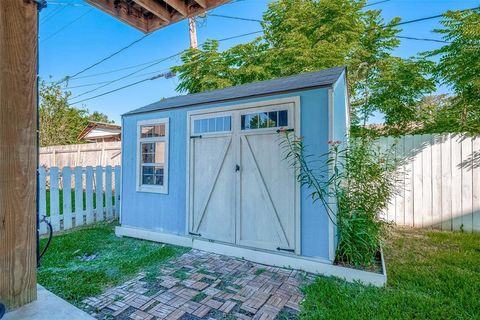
121, 88, 334, 260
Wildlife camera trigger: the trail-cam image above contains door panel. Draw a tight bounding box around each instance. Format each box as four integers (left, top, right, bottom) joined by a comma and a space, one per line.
189, 103, 297, 253
238, 133, 296, 251
191, 135, 236, 243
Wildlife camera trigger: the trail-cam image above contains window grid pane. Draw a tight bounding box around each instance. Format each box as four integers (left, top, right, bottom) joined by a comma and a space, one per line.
241, 110, 288, 130
141, 142, 165, 164
141, 124, 165, 138
142, 166, 164, 186
193, 116, 232, 134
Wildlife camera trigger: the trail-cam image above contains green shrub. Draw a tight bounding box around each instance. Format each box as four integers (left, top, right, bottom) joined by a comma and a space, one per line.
280, 132, 400, 267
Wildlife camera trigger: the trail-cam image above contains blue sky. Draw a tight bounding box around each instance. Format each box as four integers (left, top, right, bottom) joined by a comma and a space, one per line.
39, 0, 479, 124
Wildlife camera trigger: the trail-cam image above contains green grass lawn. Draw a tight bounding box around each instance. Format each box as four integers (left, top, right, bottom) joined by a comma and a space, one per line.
301, 228, 480, 319
37, 223, 188, 305
38, 223, 479, 318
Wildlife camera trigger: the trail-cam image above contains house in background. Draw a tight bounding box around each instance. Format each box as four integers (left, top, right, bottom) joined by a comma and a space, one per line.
78, 121, 121, 143
116, 66, 350, 274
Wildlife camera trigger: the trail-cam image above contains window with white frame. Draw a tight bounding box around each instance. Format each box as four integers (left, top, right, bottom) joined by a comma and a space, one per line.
137, 118, 169, 193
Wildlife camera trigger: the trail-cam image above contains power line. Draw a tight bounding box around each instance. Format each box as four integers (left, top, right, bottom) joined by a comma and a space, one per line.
69, 73, 167, 105
66, 67, 172, 89
64, 30, 263, 91
41, 8, 94, 43
69, 53, 180, 100
64, 7, 479, 102
40, 6, 64, 24
365, 0, 391, 7
393, 6, 479, 27
208, 14, 262, 23
53, 0, 243, 84
397, 35, 450, 44
57, 33, 152, 85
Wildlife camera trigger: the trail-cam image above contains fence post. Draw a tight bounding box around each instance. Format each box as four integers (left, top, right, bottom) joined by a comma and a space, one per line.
50, 167, 60, 231
105, 165, 113, 220
74, 166, 83, 227
62, 167, 72, 230
38, 167, 47, 235
114, 165, 121, 218
85, 166, 94, 224
95, 166, 104, 222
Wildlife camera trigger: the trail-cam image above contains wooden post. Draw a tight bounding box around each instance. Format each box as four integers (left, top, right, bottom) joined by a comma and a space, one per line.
0, 0, 38, 310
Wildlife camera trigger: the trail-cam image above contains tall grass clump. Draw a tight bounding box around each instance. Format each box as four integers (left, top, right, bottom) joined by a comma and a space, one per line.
280, 131, 401, 267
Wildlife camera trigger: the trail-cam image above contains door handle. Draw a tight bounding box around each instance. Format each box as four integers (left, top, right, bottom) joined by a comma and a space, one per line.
235, 164, 240, 172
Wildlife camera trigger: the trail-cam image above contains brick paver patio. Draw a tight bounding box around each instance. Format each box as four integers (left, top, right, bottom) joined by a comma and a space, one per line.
82, 249, 315, 320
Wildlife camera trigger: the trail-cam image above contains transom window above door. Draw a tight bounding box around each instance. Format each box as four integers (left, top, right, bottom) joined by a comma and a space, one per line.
137, 119, 169, 194
241, 110, 288, 130
193, 115, 231, 134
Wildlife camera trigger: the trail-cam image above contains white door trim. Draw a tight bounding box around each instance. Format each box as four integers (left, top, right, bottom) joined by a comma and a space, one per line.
185, 96, 301, 255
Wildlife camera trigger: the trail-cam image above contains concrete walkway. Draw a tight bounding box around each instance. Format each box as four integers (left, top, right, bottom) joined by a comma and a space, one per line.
82, 250, 315, 320
4, 285, 94, 320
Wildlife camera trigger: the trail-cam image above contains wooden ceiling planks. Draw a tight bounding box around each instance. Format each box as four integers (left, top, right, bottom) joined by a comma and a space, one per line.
85, 0, 231, 33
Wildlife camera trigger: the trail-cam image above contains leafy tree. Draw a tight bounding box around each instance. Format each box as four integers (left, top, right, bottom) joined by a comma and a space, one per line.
424, 8, 480, 135
173, 0, 436, 135
89, 111, 113, 123
360, 57, 436, 135
39, 80, 113, 146
415, 94, 454, 133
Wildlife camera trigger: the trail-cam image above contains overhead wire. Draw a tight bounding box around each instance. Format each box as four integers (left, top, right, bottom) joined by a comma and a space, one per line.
57, 33, 152, 85
40, 6, 65, 24
66, 30, 263, 95
53, 0, 244, 84
69, 74, 169, 105
66, 5, 479, 104
397, 36, 450, 44
67, 29, 265, 104
41, 8, 94, 43
69, 53, 180, 100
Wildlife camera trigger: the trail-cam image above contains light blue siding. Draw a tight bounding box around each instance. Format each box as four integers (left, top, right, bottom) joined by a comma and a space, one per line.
121, 86, 345, 260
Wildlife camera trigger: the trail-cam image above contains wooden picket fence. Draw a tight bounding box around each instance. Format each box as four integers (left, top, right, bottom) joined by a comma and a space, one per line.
38, 165, 121, 235
377, 133, 480, 232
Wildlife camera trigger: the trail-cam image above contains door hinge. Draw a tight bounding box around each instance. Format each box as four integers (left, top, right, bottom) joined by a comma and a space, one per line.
276, 128, 294, 133
190, 135, 202, 139
189, 232, 202, 237
235, 164, 240, 172
277, 247, 295, 253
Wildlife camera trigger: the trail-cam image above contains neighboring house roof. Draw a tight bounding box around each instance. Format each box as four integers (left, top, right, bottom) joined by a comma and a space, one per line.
78, 121, 121, 142
125, 66, 346, 116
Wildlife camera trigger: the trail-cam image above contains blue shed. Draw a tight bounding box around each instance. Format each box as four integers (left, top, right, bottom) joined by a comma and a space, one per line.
117, 66, 350, 272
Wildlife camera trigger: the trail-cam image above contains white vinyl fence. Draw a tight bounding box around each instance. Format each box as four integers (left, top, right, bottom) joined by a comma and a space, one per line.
378, 133, 480, 232
38, 165, 121, 235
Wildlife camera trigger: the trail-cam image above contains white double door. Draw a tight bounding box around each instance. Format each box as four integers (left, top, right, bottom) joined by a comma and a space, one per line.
188, 103, 297, 253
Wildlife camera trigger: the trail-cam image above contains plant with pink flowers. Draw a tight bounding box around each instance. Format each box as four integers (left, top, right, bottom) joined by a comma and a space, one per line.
280, 133, 401, 267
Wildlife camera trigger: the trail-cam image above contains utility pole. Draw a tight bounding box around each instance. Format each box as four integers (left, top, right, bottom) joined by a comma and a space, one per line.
188, 17, 198, 49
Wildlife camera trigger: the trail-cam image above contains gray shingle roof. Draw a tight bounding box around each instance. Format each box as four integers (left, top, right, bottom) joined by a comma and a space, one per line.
124, 66, 346, 116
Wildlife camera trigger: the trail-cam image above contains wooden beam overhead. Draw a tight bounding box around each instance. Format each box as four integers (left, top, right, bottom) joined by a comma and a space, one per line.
85, 0, 153, 32
87, 0, 231, 33
133, 0, 171, 22
194, 0, 208, 9
163, 0, 187, 17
